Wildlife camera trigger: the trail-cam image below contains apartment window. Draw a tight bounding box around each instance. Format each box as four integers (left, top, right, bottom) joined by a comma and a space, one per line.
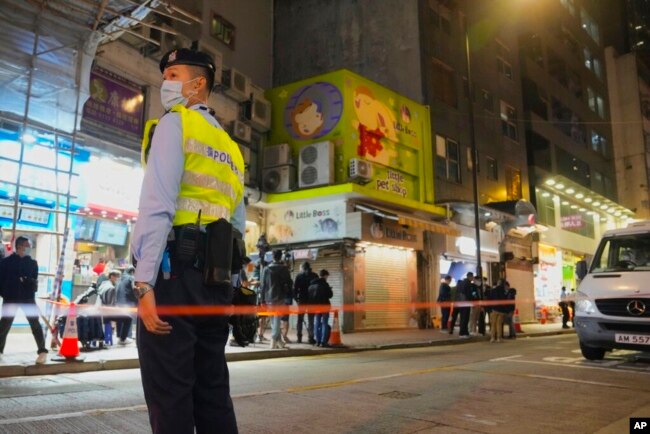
435, 135, 461, 183
556, 147, 591, 187
580, 8, 600, 45
522, 77, 548, 119
522, 33, 544, 68
505, 167, 522, 200
560, 0, 576, 16
590, 130, 607, 156
496, 41, 513, 79
548, 49, 568, 88
432, 60, 457, 108
592, 170, 605, 194
486, 156, 498, 181
583, 47, 603, 79
430, 1, 451, 35
210, 14, 236, 49
570, 114, 586, 146
587, 87, 605, 118
568, 69, 583, 100
481, 89, 494, 112
500, 101, 518, 141
559, 27, 580, 57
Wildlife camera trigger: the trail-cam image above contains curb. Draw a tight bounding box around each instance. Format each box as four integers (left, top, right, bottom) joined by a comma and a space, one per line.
0, 329, 576, 377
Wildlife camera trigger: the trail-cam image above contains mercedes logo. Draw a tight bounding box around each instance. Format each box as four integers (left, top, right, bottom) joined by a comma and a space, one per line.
627, 300, 647, 316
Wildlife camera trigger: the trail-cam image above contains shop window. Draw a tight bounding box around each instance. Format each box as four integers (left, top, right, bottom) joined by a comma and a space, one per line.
486, 156, 498, 181
560, 201, 594, 238
435, 135, 461, 183
500, 101, 518, 141
536, 190, 556, 227
210, 14, 235, 49
496, 41, 513, 80
505, 166, 522, 200
432, 60, 457, 108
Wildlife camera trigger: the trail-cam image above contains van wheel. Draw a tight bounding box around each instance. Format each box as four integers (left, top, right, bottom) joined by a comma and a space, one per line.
580, 342, 606, 360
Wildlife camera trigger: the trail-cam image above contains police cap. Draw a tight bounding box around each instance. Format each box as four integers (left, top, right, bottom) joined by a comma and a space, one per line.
159, 48, 216, 73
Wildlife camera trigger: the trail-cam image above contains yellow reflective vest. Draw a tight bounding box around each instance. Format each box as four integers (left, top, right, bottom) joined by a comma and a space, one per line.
141, 104, 245, 226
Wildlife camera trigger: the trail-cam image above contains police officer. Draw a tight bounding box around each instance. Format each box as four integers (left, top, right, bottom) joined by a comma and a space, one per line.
131, 48, 245, 434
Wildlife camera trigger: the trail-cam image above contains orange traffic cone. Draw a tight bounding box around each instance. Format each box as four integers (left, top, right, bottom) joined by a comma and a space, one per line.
51, 303, 85, 362
329, 310, 343, 347
513, 308, 523, 333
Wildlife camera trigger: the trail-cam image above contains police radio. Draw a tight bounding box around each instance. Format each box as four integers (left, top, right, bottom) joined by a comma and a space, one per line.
175, 211, 202, 263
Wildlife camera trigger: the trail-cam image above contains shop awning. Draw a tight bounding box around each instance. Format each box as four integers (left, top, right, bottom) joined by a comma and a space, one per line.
397, 215, 460, 236
353, 202, 459, 236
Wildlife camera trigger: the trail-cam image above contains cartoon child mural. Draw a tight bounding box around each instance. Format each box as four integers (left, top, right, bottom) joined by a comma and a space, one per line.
352, 86, 398, 163
290, 98, 324, 139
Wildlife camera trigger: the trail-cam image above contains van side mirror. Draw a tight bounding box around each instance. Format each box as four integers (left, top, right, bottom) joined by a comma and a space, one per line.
576, 260, 588, 280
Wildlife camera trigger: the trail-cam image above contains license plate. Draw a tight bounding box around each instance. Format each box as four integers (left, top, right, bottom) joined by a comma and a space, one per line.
615, 333, 650, 345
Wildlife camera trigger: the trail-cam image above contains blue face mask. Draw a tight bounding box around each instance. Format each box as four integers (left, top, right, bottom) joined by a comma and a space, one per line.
160, 78, 199, 110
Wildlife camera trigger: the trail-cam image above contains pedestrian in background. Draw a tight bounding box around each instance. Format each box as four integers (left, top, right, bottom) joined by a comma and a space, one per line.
468, 275, 482, 335
309, 269, 333, 347
504, 285, 517, 338
115, 266, 136, 345
0, 236, 48, 364
487, 279, 509, 343
294, 261, 318, 344
280, 252, 294, 344
0, 226, 6, 260
261, 249, 293, 349
131, 48, 245, 433
559, 286, 570, 329
95, 269, 120, 346
449, 272, 473, 338
437, 275, 452, 331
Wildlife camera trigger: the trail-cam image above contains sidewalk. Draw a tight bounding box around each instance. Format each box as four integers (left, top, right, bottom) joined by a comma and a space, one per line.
0, 322, 575, 377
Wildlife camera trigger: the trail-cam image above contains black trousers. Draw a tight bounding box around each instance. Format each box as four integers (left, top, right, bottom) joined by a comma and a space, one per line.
440, 306, 450, 330
138, 264, 237, 434
449, 306, 470, 336
0, 299, 47, 354
296, 306, 314, 340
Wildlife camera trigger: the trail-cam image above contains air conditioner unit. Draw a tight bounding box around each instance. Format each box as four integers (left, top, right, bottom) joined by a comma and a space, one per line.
244, 94, 272, 132
222, 68, 251, 102
230, 120, 251, 143
348, 158, 374, 184
195, 43, 223, 87
298, 141, 334, 188
263, 143, 292, 168
237, 144, 251, 185
262, 165, 296, 193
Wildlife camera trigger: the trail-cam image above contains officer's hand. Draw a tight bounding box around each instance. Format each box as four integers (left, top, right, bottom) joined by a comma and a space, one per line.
138, 290, 172, 335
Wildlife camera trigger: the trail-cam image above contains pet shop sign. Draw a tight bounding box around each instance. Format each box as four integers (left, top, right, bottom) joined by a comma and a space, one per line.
376, 169, 408, 198
266, 201, 346, 244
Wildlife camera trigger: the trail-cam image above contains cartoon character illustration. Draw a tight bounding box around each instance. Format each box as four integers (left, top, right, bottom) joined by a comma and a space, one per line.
290, 98, 324, 139
318, 218, 338, 235
352, 85, 398, 143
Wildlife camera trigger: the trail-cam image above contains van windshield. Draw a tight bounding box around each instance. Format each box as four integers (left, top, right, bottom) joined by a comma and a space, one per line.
591, 234, 650, 273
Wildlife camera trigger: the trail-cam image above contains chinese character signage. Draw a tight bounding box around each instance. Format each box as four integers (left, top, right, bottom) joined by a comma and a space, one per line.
82, 66, 145, 138
560, 214, 584, 229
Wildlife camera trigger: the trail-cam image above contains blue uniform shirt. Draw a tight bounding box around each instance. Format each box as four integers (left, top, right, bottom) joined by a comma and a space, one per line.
131, 104, 246, 286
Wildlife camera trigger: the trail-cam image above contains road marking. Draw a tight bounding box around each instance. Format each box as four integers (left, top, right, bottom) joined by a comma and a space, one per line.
0, 405, 148, 425
489, 355, 523, 362
492, 357, 650, 376
525, 374, 618, 388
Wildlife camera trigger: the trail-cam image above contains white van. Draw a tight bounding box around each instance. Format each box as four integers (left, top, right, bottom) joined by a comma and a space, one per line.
574, 220, 650, 360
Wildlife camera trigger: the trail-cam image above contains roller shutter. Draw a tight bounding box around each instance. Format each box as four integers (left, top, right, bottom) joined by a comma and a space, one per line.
364, 246, 410, 329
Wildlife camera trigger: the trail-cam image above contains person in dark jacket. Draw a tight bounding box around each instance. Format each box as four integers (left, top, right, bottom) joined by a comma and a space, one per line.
260, 250, 293, 349
487, 279, 510, 343
449, 272, 473, 338
308, 269, 333, 347
0, 236, 48, 363
293, 261, 318, 344
437, 275, 452, 331
115, 266, 136, 345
